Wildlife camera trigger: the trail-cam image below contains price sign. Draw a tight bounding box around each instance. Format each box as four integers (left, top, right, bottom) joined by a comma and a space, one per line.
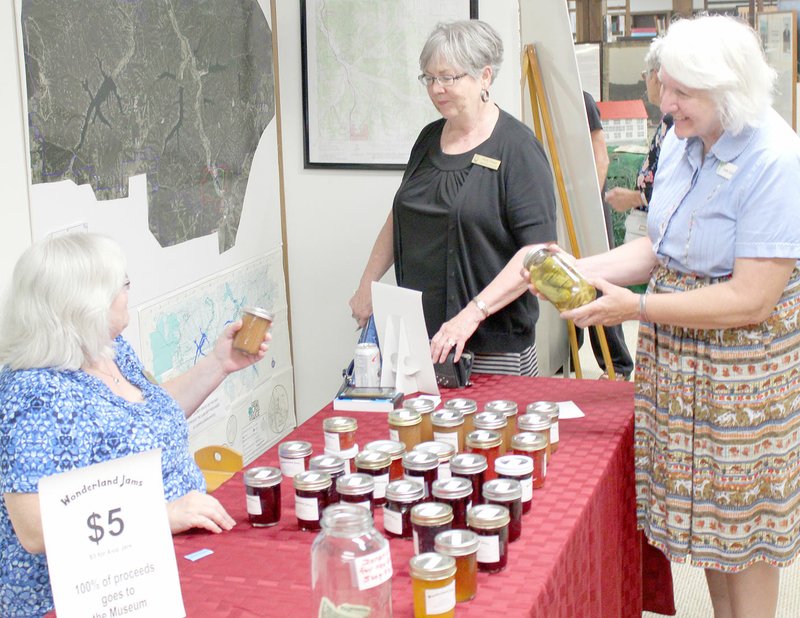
38, 449, 185, 618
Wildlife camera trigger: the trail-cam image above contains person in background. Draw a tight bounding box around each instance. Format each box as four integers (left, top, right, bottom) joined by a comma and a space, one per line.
0, 232, 271, 617
349, 20, 557, 376
605, 37, 674, 243
541, 16, 800, 617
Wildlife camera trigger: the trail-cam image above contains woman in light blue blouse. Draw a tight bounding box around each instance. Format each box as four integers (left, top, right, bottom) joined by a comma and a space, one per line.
0, 233, 271, 617
538, 16, 800, 618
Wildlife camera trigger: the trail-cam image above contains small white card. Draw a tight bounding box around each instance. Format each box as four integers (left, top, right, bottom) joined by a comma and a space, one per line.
556, 400, 585, 419
38, 449, 185, 618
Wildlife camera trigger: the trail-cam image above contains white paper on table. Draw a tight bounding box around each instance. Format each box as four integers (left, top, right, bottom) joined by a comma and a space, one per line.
556, 400, 586, 419
38, 449, 185, 618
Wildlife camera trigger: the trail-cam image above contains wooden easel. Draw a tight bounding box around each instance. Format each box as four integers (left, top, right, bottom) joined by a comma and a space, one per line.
522, 44, 615, 380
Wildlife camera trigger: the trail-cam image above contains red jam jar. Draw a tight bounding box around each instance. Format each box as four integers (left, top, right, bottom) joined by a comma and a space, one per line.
434, 529, 480, 603
465, 430, 502, 481
482, 478, 523, 543
430, 409, 465, 453
403, 450, 439, 499
364, 439, 406, 481
450, 452, 488, 507
411, 502, 454, 555
278, 440, 312, 478
323, 416, 358, 452
354, 449, 391, 506
526, 401, 560, 455
432, 476, 473, 529
325, 443, 358, 474
404, 397, 436, 442
336, 473, 375, 514
494, 454, 534, 514
243, 466, 282, 527
467, 504, 510, 573
309, 454, 346, 504
293, 470, 332, 531
511, 432, 548, 489
414, 441, 456, 480
384, 479, 426, 539
444, 398, 478, 434
388, 408, 423, 452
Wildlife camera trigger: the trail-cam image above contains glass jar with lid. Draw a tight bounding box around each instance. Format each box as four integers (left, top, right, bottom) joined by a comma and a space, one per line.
325, 443, 359, 474
322, 416, 358, 452
364, 439, 406, 481
414, 440, 456, 480
434, 529, 480, 603
336, 473, 375, 514
444, 398, 478, 434
404, 397, 436, 442
511, 432, 548, 489
517, 411, 553, 463
410, 502, 453, 555
409, 552, 456, 618
277, 440, 312, 478
473, 411, 509, 454
243, 466, 282, 527
482, 478, 523, 543
523, 246, 597, 311
309, 454, 346, 503
388, 408, 423, 452
430, 409, 465, 452
527, 401, 560, 455
311, 504, 393, 617
431, 476, 472, 529
465, 430, 503, 481
467, 504, 510, 573
494, 454, 534, 514
485, 400, 518, 453
293, 470, 332, 531
384, 479, 426, 539
402, 450, 439, 498
354, 449, 391, 506
450, 452, 487, 506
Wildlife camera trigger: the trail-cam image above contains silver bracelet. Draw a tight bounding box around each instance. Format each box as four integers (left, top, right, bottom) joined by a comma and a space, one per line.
639, 293, 650, 322
472, 297, 490, 319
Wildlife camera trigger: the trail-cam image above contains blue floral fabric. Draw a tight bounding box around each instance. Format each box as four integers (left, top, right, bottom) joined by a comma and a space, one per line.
0, 337, 205, 617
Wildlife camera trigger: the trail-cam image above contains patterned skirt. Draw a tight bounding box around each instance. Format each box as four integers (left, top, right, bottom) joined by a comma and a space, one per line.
635, 266, 800, 572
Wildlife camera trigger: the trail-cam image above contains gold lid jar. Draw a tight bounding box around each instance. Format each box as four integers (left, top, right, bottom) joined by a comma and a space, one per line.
465, 429, 502, 481
434, 529, 480, 603
322, 416, 358, 452
410, 502, 454, 555
388, 408, 423, 452
409, 552, 457, 618
233, 306, 273, 354
523, 247, 596, 311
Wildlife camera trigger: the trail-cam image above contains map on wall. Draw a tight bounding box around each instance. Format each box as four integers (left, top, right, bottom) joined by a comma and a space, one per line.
20, 0, 275, 253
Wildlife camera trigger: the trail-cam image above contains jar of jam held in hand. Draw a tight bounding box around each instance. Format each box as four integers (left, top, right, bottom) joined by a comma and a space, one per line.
388, 408, 423, 452
354, 450, 391, 506
434, 529, 480, 603
511, 432, 548, 489
432, 476, 473, 529
309, 454, 346, 504
467, 504, 511, 574
482, 478, 523, 543
323, 416, 358, 452
278, 440, 312, 478
473, 411, 509, 454
430, 409, 465, 453
364, 439, 406, 481
404, 397, 436, 442
523, 246, 597, 311
403, 450, 440, 499
311, 504, 393, 618
414, 441, 456, 480
409, 552, 457, 618
243, 466, 282, 527
494, 454, 534, 514
465, 430, 503, 481
336, 473, 375, 514
444, 398, 478, 434
384, 479, 426, 539
527, 401, 561, 455
517, 411, 553, 463
232, 306, 273, 354
411, 502, 454, 555
450, 452, 488, 507
293, 470, 332, 531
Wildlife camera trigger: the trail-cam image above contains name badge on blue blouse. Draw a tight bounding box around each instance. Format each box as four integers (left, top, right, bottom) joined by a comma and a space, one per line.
716, 162, 737, 180
472, 154, 501, 170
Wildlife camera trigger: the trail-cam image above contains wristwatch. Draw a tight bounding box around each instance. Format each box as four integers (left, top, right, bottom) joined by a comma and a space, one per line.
472, 297, 490, 319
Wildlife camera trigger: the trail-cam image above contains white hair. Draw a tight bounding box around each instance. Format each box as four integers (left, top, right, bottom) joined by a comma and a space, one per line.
644, 37, 663, 73
0, 232, 127, 370
419, 20, 503, 83
658, 15, 775, 134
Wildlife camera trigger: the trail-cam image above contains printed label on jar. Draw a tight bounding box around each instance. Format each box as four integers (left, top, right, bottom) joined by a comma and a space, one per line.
353, 544, 393, 591
373, 473, 389, 499
323, 431, 341, 452
294, 494, 320, 521
432, 431, 459, 452
476, 534, 501, 563
425, 580, 456, 614
550, 424, 559, 444
437, 462, 452, 481
279, 456, 306, 478
412, 529, 420, 555
383, 507, 403, 535
521, 477, 533, 502
246, 493, 262, 515
389, 428, 400, 442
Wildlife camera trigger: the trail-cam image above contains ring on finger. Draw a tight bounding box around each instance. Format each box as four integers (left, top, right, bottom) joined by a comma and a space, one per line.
448, 339, 456, 347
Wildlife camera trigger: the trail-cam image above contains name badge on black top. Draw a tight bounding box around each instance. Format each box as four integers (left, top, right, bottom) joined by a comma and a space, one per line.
472, 154, 501, 170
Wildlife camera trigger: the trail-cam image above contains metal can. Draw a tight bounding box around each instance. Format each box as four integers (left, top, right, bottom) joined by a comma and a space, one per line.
354, 342, 381, 387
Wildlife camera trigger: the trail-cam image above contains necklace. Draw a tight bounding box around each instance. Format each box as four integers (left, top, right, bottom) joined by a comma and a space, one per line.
88, 362, 121, 385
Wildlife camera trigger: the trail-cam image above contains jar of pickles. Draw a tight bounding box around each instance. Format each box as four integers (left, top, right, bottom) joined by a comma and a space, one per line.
277, 440, 312, 478
354, 450, 391, 506
384, 479, 426, 539
293, 470, 332, 531
473, 411, 509, 454
309, 454, 346, 503
517, 412, 553, 463
336, 473, 375, 514
482, 478, 523, 543
434, 529, 480, 603
450, 452, 488, 506
404, 397, 436, 442
494, 454, 534, 514
409, 552, 456, 618
414, 441, 456, 480
323, 416, 358, 452
527, 401, 561, 455
467, 504, 510, 573
364, 439, 406, 481
388, 408, 423, 452
523, 246, 597, 311
243, 466, 282, 527
444, 398, 478, 434
465, 430, 503, 481
431, 476, 472, 529
402, 450, 439, 498
411, 502, 453, 555
511, 432, 548, 489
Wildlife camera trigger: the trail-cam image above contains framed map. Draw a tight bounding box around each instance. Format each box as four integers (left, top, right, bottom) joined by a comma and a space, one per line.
301, 0, 478, 169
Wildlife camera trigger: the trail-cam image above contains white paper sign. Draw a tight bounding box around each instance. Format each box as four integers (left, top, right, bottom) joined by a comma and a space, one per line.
38, 449, 185, 618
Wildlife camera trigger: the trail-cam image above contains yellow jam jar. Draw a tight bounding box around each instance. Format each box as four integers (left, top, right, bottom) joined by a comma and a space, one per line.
444, 398, 478, 434
409, 552, 457, 618
232, 306, 273, 354
430, 409, 465, 453
404, 397, 436, 442
388, 408, 423, 452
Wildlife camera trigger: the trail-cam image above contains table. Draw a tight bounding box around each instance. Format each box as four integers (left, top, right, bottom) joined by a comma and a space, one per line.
173, 375, 676, 617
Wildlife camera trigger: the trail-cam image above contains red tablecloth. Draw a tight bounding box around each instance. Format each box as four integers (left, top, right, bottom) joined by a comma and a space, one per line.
173, 375, 676, 617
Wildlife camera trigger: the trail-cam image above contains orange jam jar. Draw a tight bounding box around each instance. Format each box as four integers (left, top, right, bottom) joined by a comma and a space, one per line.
232, 306, 273, 354
526, 401, 560, 455
473, 411, 509, 454
494, 454, 534, 514
434, 529, 480, 603
404, 397, 436, 442
322, 416, 358, 452
450, 452, 487, 507
402, 450, 439, 499
409, 552, 457, 618
517, 411, 553, 462
277, 440, 313, 478
444, 398, 477, 434
511, 432, 548, 489
431, 476, 472, 529
467, 504, 510, 574
336, 473, 375, 514
364, 439, 406, 481
485, 400, 518, 453
430, 409, 465, 453
465, 430, 503, 480
388, 408, 423, 452
414, 441, 456, 481
354, 449, 391, 506
411, 502, 453, 555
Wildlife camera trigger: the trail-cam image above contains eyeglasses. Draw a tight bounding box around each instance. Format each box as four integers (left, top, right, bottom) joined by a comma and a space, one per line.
418, 73, 468, 87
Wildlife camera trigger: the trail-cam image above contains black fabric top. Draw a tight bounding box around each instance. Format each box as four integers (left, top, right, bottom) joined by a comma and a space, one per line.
392, 108, 557, 354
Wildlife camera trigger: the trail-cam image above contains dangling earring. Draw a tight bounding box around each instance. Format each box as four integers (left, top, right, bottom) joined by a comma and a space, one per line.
480, 88, 490, 103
